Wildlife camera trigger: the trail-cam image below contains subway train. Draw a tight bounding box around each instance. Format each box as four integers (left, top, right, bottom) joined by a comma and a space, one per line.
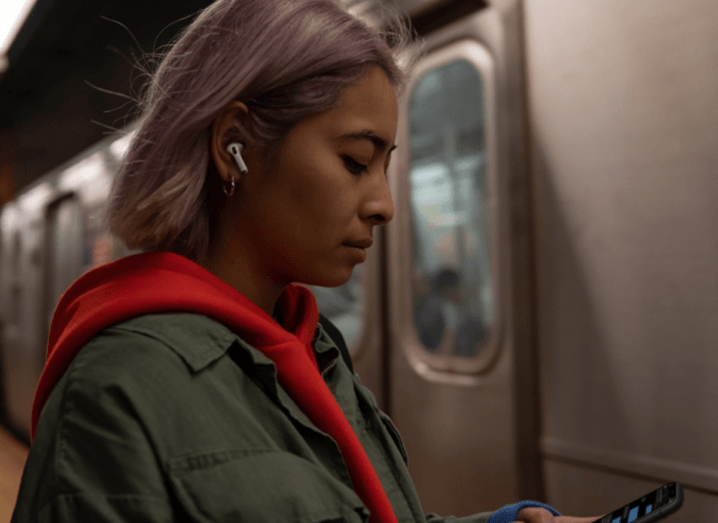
1, 0, 716, 520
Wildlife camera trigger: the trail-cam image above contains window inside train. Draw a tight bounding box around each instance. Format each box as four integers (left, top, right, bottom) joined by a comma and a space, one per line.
408, 59, 493, 359
44, 196, 82, 337
10, 230, 22, 326
308, 264, 363, 350
11, 229, 20, 273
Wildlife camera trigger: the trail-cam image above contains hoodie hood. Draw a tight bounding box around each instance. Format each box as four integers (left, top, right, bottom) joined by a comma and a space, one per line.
32, 251, 319, 438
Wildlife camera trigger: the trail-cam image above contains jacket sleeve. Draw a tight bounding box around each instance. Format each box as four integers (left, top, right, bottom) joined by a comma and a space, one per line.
11, 357, 177, 522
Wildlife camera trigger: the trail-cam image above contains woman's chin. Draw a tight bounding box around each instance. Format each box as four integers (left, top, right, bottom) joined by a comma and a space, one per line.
301, 267, 356, 289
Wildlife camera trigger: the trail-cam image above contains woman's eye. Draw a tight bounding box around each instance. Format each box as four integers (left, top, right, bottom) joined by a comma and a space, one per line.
342, 155, 368, 175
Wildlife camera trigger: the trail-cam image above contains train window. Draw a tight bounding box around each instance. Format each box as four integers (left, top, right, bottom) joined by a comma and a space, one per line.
309, 264, 363, 350
44, 196, 83, 339
12, 230, 21, 274
10, 231, 22, 326
391, 39, 499, 375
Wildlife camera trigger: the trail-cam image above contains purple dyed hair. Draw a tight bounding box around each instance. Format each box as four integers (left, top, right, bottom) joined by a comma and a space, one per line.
104, 0, 415, 264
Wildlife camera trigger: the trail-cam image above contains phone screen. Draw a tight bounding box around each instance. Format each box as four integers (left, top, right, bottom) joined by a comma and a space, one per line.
594, 483, 679, 523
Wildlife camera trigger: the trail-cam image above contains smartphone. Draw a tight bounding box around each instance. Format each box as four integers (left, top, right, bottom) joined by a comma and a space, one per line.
591, 482, 683, 523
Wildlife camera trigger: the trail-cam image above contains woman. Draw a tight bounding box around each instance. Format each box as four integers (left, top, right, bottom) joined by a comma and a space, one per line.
12, 0, 597, 521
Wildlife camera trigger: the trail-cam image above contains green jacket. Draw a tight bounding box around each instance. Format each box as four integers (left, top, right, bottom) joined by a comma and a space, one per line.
12, 313, 494, 522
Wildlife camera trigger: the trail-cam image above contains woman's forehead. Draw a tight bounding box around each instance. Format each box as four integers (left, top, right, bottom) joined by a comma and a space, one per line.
315, 69, 399, 145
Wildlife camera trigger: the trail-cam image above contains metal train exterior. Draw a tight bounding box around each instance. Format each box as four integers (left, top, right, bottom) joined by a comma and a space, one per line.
1, 0, 717, 520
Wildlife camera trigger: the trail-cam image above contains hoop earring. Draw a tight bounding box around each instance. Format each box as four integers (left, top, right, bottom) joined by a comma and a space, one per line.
222, 176, 236, 197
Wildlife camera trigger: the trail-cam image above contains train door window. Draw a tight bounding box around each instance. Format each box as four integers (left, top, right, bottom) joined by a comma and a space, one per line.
44, 196, 82, 339
401, 40, 499, 373
10, 231, 22, 326
309, 264, 363, 349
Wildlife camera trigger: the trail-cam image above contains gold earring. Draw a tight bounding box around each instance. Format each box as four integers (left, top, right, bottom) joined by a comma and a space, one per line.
222, 176, 236, 197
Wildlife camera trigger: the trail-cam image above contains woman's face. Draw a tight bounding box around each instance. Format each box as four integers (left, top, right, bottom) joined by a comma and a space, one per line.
214, 67, 398, 293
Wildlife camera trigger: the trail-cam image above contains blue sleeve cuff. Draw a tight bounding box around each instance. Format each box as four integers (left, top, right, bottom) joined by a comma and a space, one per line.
487, 501, 561, 523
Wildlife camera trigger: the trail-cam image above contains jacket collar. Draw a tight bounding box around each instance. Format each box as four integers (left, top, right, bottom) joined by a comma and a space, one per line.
105, 310, 343, 443
109, 312, 339, 374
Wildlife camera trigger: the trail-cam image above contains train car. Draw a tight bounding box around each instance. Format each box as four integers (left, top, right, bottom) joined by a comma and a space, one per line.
1, 0, 716, 520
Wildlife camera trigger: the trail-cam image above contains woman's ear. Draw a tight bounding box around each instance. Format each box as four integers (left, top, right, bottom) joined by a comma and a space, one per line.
211, 101, 252, 183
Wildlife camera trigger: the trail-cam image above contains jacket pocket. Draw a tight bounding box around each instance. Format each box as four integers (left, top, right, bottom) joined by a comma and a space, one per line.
167, 448, 369, 523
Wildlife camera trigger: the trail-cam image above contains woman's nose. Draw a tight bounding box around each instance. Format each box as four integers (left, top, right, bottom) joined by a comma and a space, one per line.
361, 170, 394, 225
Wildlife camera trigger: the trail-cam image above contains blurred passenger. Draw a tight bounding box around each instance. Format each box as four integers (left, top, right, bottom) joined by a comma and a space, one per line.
11, 1, 594, 522
413, 270, 445, 350
414, 267, 487, 356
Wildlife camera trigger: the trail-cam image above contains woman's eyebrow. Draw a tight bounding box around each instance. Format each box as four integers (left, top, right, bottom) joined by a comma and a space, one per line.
339, 130, 397, 153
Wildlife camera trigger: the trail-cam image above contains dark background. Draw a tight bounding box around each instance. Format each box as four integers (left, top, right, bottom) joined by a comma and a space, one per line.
0, 0, 214, 201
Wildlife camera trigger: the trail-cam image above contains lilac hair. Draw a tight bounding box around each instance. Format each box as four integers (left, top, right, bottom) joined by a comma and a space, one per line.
104, 0, 415, 264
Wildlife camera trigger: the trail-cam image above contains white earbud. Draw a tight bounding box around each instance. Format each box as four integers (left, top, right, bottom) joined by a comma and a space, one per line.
226, 142, 249, 174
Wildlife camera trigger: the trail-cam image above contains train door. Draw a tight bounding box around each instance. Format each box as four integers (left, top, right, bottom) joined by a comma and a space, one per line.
386, 2, 541, 516
0, 225, 26, 430
0, 186, 77, 436
0, 193, 87, 435
1, 193, 84, 436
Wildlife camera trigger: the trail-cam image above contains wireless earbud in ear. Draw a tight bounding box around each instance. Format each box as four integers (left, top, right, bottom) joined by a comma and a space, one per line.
226, 142, 249, 174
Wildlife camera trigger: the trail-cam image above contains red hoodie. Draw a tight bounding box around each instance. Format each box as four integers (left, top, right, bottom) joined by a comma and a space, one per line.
32, 251, 397, 523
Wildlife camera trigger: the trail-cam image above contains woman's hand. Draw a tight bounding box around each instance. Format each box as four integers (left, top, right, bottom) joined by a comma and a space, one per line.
513, 507, 600, 523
